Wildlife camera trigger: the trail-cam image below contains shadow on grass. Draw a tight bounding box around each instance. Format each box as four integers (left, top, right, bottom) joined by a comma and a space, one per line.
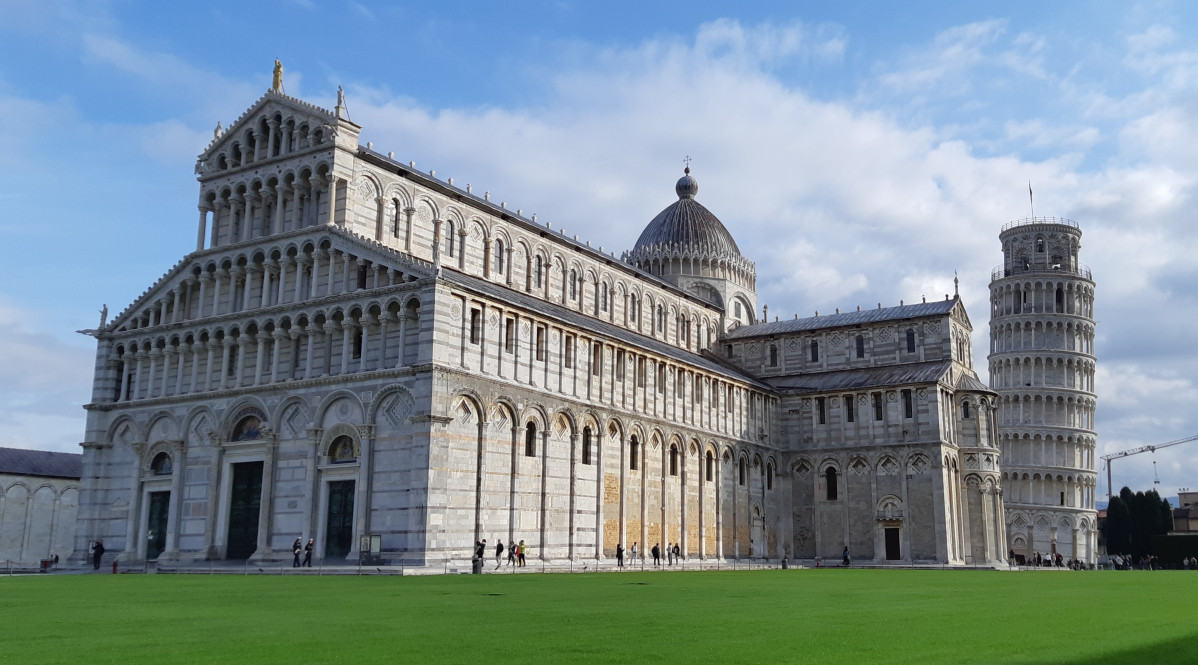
1048, 632, 1198, 665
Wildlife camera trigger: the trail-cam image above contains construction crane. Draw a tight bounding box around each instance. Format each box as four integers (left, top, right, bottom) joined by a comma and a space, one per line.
1101, 433, 1198, 503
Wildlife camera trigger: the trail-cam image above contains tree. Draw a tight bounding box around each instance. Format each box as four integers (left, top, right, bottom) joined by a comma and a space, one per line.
1104, 486, 1173, 559
1105, 494, 1130, 555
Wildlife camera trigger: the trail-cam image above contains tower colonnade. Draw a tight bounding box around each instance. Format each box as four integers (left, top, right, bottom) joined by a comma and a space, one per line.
988, 218, 1098, 564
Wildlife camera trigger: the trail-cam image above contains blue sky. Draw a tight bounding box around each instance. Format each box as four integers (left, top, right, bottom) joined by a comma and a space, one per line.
2, 0, 1196, 499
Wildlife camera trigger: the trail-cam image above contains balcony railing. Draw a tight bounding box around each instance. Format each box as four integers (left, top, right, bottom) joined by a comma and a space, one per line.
991, 263, 1092, 281
1001, 217, 1079, 232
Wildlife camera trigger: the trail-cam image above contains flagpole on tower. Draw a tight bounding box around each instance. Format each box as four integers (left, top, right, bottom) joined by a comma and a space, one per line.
1029, 181, 1034, 219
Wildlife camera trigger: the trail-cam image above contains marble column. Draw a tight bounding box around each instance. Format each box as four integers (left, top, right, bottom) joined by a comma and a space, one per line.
196, 206, 210, 252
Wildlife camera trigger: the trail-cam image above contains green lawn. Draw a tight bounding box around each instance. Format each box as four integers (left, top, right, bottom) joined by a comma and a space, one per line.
4, 569, 1196, 664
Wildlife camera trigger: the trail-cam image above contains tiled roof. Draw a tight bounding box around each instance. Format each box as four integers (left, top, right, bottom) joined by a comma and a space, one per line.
0, 447, 82, 479
726, 299, 959, 339
441, 270, 772, 390
632, 174, 742, 258
763, 361, 954, 395
955, 372, 991, 393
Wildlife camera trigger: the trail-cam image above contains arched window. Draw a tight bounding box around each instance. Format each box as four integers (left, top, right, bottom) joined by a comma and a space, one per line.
826, 467, 838, 500
534, 256, 543, 289
810, 340, 819, 362
392, 199, 403, 239
705, 451, 714, 482
629, 295, 638, 322
569, 270, 578, 300
738, 457, 746, 485
906, 329, 916, 353
766, 463, 774, 490
657, 305, 665, 333
629, 436, 639, 471
769, 344, 778, 367
524, 422, 537, 457
492, 239, 505, 275
669, 444, 679, 476
734, 301, 742, 319
582, 426, 593, 465
445, 220, 456, 257
1036, 237, 1045, 252
601, 286, 608, 312
856, 335, 865, 359
962, 401, 971, 419
330, 435, 356, 463
151, 452, 172, 475
231, 415, 262, 441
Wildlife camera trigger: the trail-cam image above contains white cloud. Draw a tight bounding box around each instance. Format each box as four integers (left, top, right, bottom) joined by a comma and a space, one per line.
2, 13, 1197, 496
875, 20, 1007, 93
0, 296, 94, 453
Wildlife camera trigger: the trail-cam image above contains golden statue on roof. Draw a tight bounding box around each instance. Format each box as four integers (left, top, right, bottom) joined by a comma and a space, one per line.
272, 59, 284, 93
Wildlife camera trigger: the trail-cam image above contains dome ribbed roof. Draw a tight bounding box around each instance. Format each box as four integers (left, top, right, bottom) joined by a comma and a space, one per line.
632, 169, 742, 257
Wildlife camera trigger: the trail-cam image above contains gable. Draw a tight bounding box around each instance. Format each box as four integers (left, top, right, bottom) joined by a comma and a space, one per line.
196, 91, 359, 176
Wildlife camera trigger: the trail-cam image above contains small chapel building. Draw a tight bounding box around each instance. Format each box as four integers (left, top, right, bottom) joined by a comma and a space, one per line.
74, 76, 1006, 569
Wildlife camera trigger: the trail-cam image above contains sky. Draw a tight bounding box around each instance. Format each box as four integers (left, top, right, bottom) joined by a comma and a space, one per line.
1, 0, 1195, 501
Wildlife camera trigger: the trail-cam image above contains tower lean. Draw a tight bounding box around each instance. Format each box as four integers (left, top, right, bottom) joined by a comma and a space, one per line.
988, 217, 1098, 563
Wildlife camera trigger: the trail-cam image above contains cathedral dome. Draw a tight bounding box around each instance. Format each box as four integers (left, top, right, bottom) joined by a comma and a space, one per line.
632, 168, 742, 258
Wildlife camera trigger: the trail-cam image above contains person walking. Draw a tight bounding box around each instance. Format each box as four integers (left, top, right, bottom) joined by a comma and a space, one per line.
507, 540, 517, 566
666, 543, 673, 565
842, 546, 851, 567
672, 542, 681, 565
495, 540, 505, 569
303, 539, 314, 567
91, 540, 105, 571
652, 543, 661, 567
630, 542, 638, 564
517, 540, 526, 567
292, 538, 303, 567
616, 543, 624, 568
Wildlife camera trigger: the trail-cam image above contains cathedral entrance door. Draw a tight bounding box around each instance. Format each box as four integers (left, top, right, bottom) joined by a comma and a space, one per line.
146, 491, 169, 559
226, 461, 263, 560
325, 480, 355, 559
884, 527, 901, 560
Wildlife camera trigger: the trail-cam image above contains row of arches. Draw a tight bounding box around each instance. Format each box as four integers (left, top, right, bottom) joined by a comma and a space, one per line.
999, 433, 1096, 471
990, 279, 1094, 318
988, 319, 1095, 354
115, 236, 422, 333
989, 356, 1097, 391
0, 480, 78, 564
1003, 470, 1098, 509
455, 291, 773, 443
343, 165, 733, 356
204, 109, 331, 174
627, 245, 757, 292
105, 295, 423, 403
445, 390, 781, 561
200, 161, 335, 249
994, 393, 1096, 430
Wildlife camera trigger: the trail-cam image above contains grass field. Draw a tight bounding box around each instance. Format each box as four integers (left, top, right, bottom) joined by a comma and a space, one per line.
4, 569, 1196, 664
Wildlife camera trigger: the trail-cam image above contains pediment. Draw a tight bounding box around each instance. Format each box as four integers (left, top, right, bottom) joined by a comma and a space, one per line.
950, 299, 972, 330
196, 91, 361, 177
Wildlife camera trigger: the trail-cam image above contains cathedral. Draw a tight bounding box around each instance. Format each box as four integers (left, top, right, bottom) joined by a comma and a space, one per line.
74, 72, 1012, 570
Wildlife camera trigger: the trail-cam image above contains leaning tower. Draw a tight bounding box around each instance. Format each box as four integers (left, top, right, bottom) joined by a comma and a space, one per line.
988, 218, 1098, 564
